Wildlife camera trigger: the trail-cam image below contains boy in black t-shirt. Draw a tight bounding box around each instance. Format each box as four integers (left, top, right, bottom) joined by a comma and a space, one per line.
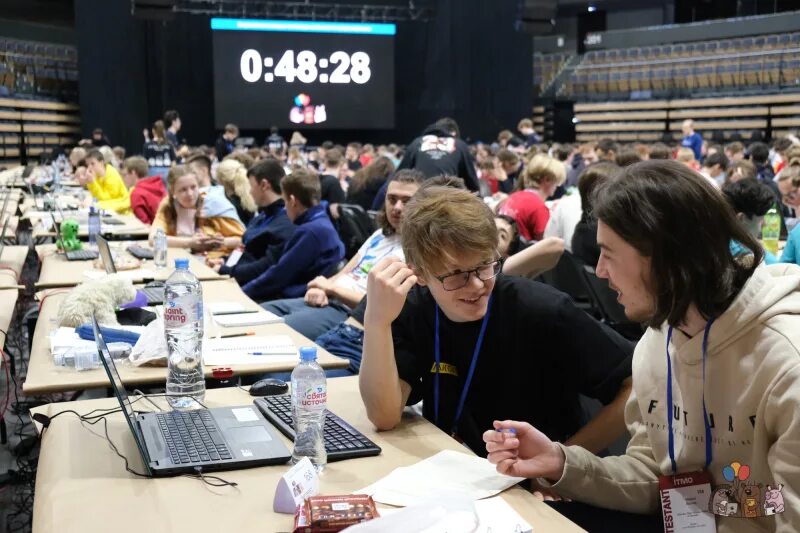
360, 186, 633, 456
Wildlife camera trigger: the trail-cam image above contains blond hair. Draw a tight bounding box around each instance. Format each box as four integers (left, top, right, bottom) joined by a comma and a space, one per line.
676, 147, 696, 163
401, 186, 497, 279
514, 153, 566, 192
215, 159, 257, 214
98, 145, 118, 168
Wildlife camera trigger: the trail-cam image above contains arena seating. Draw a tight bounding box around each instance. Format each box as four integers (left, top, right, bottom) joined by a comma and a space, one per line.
533, 52, 570, 94
0, 98, 81, 167
0, 37, 79, 100
571, 93, 800, 143
532, 31, 800, 99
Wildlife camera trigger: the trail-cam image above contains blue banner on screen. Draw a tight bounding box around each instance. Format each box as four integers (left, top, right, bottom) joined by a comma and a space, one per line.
211, 18, 396, 130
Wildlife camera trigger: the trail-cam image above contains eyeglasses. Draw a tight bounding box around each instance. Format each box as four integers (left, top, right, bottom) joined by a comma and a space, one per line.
435, 259, 503, 291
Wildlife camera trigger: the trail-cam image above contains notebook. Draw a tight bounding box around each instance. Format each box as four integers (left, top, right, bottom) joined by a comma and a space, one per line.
202, 335, 297, 366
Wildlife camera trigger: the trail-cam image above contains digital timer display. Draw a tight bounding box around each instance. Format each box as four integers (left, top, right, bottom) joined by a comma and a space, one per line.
211, 18, 395, 130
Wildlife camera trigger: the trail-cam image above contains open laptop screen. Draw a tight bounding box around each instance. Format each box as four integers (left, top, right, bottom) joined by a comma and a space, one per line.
0, 187, 10, 220
96, 234, 117, 274
92, 313, 153, 475
0, 216, 8, 259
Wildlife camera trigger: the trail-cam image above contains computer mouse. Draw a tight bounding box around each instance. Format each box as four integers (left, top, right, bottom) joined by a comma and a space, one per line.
249, 378, 289, 397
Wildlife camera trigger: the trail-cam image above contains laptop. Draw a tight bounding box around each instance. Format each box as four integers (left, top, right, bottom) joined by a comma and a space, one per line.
92, 314, 292, 476
0, 187, 10, 219
27, 181, 43, 211
0, 216, 9, 261
97, 234, 164, 305
51, 211, 99, 261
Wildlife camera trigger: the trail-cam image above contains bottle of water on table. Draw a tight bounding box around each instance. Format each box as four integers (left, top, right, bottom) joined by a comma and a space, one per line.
88, 204, 101, 247
164, 258, 205, 409
291, 346, 327, 472
154, 227, 168, 269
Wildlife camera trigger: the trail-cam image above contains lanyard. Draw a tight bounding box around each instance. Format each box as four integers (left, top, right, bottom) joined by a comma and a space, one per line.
666, 318, 715, 474
433, 295, 492, 435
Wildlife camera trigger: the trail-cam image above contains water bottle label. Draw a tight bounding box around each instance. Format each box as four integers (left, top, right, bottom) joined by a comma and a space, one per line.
164, 295, 203, 327
299, 384, 327, 411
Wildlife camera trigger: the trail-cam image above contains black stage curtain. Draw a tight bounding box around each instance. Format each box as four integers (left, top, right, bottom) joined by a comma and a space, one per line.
74, 0, 531, 152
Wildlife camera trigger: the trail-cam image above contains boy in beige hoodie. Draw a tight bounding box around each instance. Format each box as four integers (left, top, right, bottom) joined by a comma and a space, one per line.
485, 160, 800, 532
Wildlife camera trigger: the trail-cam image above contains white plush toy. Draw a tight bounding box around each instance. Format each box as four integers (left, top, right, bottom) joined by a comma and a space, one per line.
57, 274, 137, 327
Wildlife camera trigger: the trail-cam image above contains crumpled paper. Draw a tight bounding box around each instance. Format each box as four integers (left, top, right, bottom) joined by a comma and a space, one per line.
129, 316, 167, 367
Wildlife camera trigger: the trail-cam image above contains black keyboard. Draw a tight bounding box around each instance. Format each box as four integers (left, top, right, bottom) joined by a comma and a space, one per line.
141, 286, 164, 305
127, 245, 154, 260
64, 249, 99, 261
254, 395, 381, 461
156, 410, 233, 464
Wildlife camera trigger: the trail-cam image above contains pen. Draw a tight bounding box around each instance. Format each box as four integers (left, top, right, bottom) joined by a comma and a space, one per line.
212, 310, 260, 316
221, 332, 255, 338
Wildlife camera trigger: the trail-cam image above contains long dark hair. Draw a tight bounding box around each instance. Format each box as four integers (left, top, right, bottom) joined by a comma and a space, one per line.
594, 160, 761, 328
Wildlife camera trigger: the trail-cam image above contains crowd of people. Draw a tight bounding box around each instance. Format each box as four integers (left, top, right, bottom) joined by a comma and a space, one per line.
60, 109, 800, 530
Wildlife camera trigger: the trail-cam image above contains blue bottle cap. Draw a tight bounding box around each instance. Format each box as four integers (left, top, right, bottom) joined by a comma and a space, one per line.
299, 346, 317, 361
174, 258, 189, 269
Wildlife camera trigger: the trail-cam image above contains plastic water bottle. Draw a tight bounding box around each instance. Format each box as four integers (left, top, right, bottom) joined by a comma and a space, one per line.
762, 205, 780, 256
154, 228, 168, 268
88, 205, 101, 247
164, 258, 205, 409
53, 342, 131, 371
291, 346, 327, 471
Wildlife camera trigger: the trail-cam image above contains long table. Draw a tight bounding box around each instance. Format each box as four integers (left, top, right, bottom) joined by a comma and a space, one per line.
35, 241, 225, 288
0, 244, 27, 289
31, 377, 583, 533
0, 288, 18, 344
23, 279, 348, 394
29, 211, 151, 241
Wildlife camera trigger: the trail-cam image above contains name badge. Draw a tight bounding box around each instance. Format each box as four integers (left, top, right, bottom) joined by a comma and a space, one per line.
225, 248, 243, 267
659, 470, 717, 533
273, 457, 320, 514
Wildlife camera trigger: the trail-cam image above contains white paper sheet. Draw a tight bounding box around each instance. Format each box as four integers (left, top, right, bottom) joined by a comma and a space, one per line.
202, 335, 297, 365
82, 268, 157, 280
212, 310, 284, 327
358, 450, 525, 507
345, 497, 532, 533
207, 302, 247, 314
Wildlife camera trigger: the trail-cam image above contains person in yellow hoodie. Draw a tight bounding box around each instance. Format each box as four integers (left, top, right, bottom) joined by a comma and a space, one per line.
485, 160, 800, 532
78, 149, 131, 214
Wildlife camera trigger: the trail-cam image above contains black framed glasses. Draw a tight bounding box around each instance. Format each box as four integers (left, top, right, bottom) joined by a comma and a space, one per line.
435, 259, 503, 291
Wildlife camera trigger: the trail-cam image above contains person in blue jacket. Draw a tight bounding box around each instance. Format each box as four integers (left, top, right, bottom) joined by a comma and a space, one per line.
207, 158, 296, 284
244, 168, 345, 303
680, 119, 703, 162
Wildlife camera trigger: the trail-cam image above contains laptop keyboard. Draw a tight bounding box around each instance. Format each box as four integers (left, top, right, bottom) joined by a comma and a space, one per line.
156, 410, 232, 464
127, 245, 154, 260
65, 249, 99, 260
141, 287, 164, 304
254, 395, 381, 461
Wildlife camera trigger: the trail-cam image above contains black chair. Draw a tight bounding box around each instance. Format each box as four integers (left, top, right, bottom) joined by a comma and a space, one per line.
538, 251, 595, 313
336, 203, 376, 259
580, 264, 643, 341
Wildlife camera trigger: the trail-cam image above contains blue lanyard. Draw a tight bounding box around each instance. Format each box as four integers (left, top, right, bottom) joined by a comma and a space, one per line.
666, 318, 715, 474
433, 295, 493, 435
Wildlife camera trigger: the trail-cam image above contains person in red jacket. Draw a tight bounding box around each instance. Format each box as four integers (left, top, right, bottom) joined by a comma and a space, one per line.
122, 156, 167, 225
498, 154, 565, 241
